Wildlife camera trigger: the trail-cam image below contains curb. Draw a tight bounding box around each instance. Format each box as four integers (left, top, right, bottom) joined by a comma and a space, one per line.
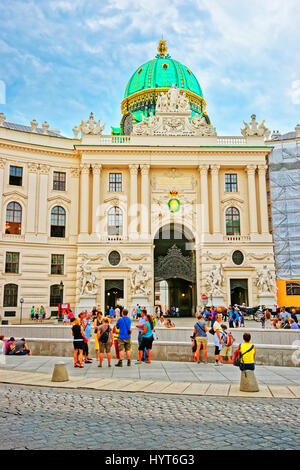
0, 370, 300, 399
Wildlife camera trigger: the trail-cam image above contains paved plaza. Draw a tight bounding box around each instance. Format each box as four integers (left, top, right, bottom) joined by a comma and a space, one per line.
0, 383, 299, 450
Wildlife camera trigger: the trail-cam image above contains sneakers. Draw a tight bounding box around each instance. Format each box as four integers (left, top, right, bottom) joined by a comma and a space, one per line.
214, 362, 219, 366
115, 361, 123, 367
127, 360, 131, 367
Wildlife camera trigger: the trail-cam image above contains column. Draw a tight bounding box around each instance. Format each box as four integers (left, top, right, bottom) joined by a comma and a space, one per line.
70, 168, 80, 236
92, 164, 102, 235
0, 158, 6, 235
140, 164, 150, 237
199, 165, 209, 234
211, 164, 220, 233
258, 165, 269, 234
129, 164, 139, 238
247, 165, 258, 234
26, 163, 38, 233
80, 163, 90, 234
38, 165, 50, 234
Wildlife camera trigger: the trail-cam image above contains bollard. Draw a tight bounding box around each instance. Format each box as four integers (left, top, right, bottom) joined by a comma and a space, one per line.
240, 369, 259, 392
51, 361, 69, 382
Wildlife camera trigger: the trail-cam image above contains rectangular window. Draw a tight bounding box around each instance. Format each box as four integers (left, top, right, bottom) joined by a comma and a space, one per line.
53, 171, 66, 191
286, 282, 300, 296
225, 174, 238, 192
5, 252, 20, 273
51, 254, 64, 275
109, 173, 122, 192
9, 166, 23, 186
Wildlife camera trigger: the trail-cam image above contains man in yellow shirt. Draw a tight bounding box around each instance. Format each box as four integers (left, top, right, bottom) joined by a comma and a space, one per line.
239, 332, 256, 370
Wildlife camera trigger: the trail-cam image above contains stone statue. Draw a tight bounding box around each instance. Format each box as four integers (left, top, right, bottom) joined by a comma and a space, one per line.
256, 265, 275, 294
241, 114, 270, 139
79, 112, 106, 136
178, 92, 190, 112
167, 84, 180, 111
80, 259, 97, 296
206, 264, 224, 295
190, 114, 217, 136
132, 112, 158, 135
130, 264, 150, 295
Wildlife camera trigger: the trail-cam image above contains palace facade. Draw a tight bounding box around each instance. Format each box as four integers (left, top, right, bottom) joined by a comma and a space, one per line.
0, 42, 277, 318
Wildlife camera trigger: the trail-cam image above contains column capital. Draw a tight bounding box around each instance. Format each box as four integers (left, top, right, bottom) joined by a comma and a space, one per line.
28, 163, 39, 173
92, 163, 102, 174
258, 164, 267, 174
140, 164, 150, 175
39, 164, 50, 175
129, 164, 139, 175
210, 164, 220, 174
0, 157, 6, 170
246, 164, 257, 175
80, 163, 90, 174
199, 164, 209, 175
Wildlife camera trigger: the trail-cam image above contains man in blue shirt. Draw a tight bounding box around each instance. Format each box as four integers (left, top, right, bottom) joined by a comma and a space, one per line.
115, 309, 132, 367
228, 306, 234, 328
136, 309, 149, 362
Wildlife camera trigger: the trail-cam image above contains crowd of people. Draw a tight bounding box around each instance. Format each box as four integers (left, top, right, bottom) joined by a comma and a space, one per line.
71, 307, 156, 368
30, 305, 47, 322
259, 307, 299, 329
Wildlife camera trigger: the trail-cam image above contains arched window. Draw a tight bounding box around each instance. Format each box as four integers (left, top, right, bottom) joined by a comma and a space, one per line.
50, 206, 66, 237
50, 284, 63, 307
107, 206, 123, 236
3, 284, 18, 307
226, 207, 240, 235
5, 202, 22, 234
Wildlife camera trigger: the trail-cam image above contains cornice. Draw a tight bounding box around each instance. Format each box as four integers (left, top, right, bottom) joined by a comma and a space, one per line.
0, 139, 76, 158
75, 147, 272, 157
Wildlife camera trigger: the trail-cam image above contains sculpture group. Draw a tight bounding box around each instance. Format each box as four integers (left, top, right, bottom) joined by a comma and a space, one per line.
132, 84, 217, 137
241, 114, 270, 139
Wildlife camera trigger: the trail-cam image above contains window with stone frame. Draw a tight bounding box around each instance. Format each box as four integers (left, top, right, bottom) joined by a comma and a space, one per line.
3, 283, 18, 307
51, 254, 64, 275
225, 207, 240, 235
50, 284, 63, 307
53, 171, 66, 191
225, 173, 238, 192
50, 206, 66, 237
5, 202, 22, 234
5, 252, 20, 273
107, 206, 123, 236
109, 173, 122, 192
9, 166, 23, 186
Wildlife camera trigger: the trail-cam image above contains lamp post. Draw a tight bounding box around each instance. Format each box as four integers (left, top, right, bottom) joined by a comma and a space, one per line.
20, 298, 24, 325
58, 281, 64, 322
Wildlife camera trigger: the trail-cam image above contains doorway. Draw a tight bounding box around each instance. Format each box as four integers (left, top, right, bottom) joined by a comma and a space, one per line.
230, 279, 249, 306
154, 223, 196, 316
105, 279, 124, 310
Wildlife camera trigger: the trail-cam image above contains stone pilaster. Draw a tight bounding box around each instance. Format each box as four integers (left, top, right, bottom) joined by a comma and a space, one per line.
199, 165, 209, 234
258, 164, 269, 234
92, 164, 102, 235
211, 164, 220, 233
140, 164, 150, 237
129, 164, 139, 238
80, 163, 90, 234
247, 165, 258, 234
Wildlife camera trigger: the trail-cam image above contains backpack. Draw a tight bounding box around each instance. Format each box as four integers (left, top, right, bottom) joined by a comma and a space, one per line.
227, 332, 233, 347
99, 325, 110, 344
233, 344, 254, 370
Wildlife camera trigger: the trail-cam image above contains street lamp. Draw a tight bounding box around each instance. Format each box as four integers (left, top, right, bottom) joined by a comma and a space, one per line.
58, 281, 64, 322
20, 298, 24, 325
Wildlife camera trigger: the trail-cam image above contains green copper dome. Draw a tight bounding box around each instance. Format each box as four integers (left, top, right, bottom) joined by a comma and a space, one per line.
118, 41, 208, 135
124, 56, 203, 99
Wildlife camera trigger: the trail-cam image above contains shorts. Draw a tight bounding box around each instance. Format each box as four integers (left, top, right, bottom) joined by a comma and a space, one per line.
118, 338, 131, 352
99, 342, 112, 354
73, 340, 84, 350
220, 345, 233, 357
63, 315, 68, 322
139, 336, 153, 351
215, 346, 221, 355
196, 336, 208, 345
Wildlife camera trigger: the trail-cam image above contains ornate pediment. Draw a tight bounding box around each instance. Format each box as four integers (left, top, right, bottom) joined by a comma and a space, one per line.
132, 84, 217, 137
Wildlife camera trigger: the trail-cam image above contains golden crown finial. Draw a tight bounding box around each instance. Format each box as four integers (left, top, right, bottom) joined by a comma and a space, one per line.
157, 40, 167, 58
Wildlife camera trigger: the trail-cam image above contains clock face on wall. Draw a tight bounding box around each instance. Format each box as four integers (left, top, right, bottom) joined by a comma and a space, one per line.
123, 114, 133, 135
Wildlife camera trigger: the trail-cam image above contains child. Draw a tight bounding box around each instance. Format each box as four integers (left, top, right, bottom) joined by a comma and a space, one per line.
240, 312, 245, 327
219, 324, 235, 364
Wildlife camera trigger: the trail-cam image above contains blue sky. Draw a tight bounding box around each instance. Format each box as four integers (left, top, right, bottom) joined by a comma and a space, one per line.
0, 0, 299, 138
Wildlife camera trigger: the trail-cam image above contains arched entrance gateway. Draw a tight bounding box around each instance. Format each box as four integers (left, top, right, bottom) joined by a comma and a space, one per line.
154, 223, 197, 317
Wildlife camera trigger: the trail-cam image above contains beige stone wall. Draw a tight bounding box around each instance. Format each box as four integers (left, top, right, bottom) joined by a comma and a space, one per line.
0, 127, 276, 318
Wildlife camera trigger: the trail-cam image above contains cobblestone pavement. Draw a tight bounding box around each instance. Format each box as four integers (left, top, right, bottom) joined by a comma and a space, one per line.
1, 383, 300, 450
